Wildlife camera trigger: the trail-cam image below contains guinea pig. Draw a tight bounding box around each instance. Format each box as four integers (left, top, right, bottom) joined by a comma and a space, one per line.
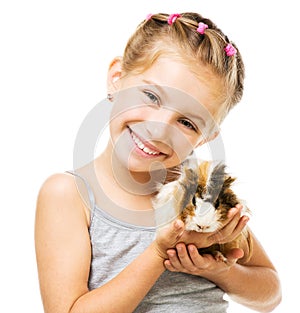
153, 160, 252, 263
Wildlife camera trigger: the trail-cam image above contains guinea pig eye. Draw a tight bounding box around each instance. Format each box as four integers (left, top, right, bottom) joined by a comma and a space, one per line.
214, 199, 220, 209
192, 196, 196, 206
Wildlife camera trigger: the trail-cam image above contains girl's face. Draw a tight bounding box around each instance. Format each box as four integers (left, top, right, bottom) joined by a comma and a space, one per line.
107, 57, 225, 174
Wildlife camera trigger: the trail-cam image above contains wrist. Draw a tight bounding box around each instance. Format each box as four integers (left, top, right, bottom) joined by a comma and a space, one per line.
204, 262, 237, 290
149, 241, 169, 262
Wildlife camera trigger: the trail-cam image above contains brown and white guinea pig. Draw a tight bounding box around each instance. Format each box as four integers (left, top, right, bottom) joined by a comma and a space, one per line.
152, 160, 253, 263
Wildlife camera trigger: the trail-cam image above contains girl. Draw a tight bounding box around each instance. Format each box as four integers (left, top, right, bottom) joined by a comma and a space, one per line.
35, 12, 281, 312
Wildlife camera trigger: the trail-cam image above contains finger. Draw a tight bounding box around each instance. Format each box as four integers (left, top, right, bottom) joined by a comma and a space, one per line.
172, 219, 185, 239
226, 206, 240, 219
166, 249, 182, 270
224, 248, 244, 266
211, 207, 242, 243
226, 248, 244, 260
176, 243, 197, 272
187, 245, 207, 269
188, 245, 217, 270
210, 213, 249, 244
227, 203, 249, 231
160, 219, 185, 246
221, 212, 243, 237
230, 215, 249, 238
164, 259, 178, 272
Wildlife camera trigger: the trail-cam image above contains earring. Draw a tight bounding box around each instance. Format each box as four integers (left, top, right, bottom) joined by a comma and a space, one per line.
107, 93, 113, 101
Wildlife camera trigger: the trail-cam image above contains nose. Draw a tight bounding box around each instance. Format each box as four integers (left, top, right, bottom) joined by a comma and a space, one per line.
145, 108, 175, 141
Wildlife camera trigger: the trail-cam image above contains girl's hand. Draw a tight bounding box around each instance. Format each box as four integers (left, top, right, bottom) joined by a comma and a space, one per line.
163, 204, 249, 277
164, 243, 244, 278
154, 219, 185, 259
154, 204, 248, 260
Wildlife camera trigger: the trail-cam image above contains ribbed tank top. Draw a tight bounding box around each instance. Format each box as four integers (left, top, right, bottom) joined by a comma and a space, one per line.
67, 171, 228, 313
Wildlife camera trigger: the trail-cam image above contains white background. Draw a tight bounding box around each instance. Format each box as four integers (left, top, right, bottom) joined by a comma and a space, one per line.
1, 0, 298, 312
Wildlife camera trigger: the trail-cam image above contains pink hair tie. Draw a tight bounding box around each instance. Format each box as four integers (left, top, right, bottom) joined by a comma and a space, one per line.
167, 13, 181, 25
146, 13, 153, 21
197, 22, 208, 34
224, 43, 237, 56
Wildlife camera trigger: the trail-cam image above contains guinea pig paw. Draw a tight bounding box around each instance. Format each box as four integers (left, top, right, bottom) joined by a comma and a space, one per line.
213, 251, 228, 263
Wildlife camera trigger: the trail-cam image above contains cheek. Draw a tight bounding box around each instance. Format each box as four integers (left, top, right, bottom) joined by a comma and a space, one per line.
108, 118, 121, 143
172, 141, 193, 160
109, 109, 140, 138
170, 133, 199, 160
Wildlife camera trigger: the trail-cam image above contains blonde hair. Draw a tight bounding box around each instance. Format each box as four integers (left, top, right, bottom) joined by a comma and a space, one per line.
121, 12, 245, 121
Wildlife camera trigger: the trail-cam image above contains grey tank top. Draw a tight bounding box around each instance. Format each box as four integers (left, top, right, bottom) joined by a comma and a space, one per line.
68, 171, 228, 313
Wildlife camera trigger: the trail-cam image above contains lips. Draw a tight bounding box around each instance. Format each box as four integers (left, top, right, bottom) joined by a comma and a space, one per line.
129, 129, 162, 156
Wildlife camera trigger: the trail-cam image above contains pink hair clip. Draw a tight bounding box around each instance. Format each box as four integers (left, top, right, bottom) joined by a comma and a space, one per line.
146, 13, 153, 21
224, 43, 237, 56
167, 13, 181, 25
197, 22, 208, 34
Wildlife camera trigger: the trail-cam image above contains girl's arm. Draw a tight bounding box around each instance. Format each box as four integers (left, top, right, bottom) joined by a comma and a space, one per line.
35, 173, 178, 313
165, 229, 282, 313
35, 173, 252, 313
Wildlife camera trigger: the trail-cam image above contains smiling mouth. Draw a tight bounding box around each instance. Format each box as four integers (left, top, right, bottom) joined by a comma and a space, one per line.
129, 129, 162, 156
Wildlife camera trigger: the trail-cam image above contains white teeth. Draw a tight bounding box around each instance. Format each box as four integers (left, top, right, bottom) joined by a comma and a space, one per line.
137, 142, 145, 149
131, 132, 160, 155
143, 147, 152, 154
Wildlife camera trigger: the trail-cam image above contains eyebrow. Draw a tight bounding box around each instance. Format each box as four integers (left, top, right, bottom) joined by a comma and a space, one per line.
141, 79, 169, 99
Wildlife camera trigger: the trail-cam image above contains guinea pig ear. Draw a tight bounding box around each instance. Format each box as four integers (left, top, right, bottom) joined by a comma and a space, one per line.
204, 162, 226, 204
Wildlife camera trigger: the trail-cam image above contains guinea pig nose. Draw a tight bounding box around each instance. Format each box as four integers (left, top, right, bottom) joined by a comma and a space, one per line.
197, 224, 209, 232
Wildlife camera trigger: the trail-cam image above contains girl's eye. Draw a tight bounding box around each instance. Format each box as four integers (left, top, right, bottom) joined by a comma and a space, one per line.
178, 119, 197, 131
144, 91, 160, 105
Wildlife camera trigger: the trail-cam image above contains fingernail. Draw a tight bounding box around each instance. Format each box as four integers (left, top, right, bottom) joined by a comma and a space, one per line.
243, 216, 250, 223
189, 245, 195, 253
228, 207, 237, 218
174, 220, 181, 229
238, 203, 244, 210
167, 251, 174, 257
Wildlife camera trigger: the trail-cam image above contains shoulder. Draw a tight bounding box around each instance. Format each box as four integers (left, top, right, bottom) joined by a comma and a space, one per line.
36, 172, 90, 225
37, 172, 78, 204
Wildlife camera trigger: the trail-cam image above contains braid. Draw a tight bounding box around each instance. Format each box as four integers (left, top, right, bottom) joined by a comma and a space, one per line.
122, 13, 245, 119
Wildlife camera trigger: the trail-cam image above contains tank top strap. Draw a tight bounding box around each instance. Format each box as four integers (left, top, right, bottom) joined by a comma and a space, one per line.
65, 170, 96, 210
